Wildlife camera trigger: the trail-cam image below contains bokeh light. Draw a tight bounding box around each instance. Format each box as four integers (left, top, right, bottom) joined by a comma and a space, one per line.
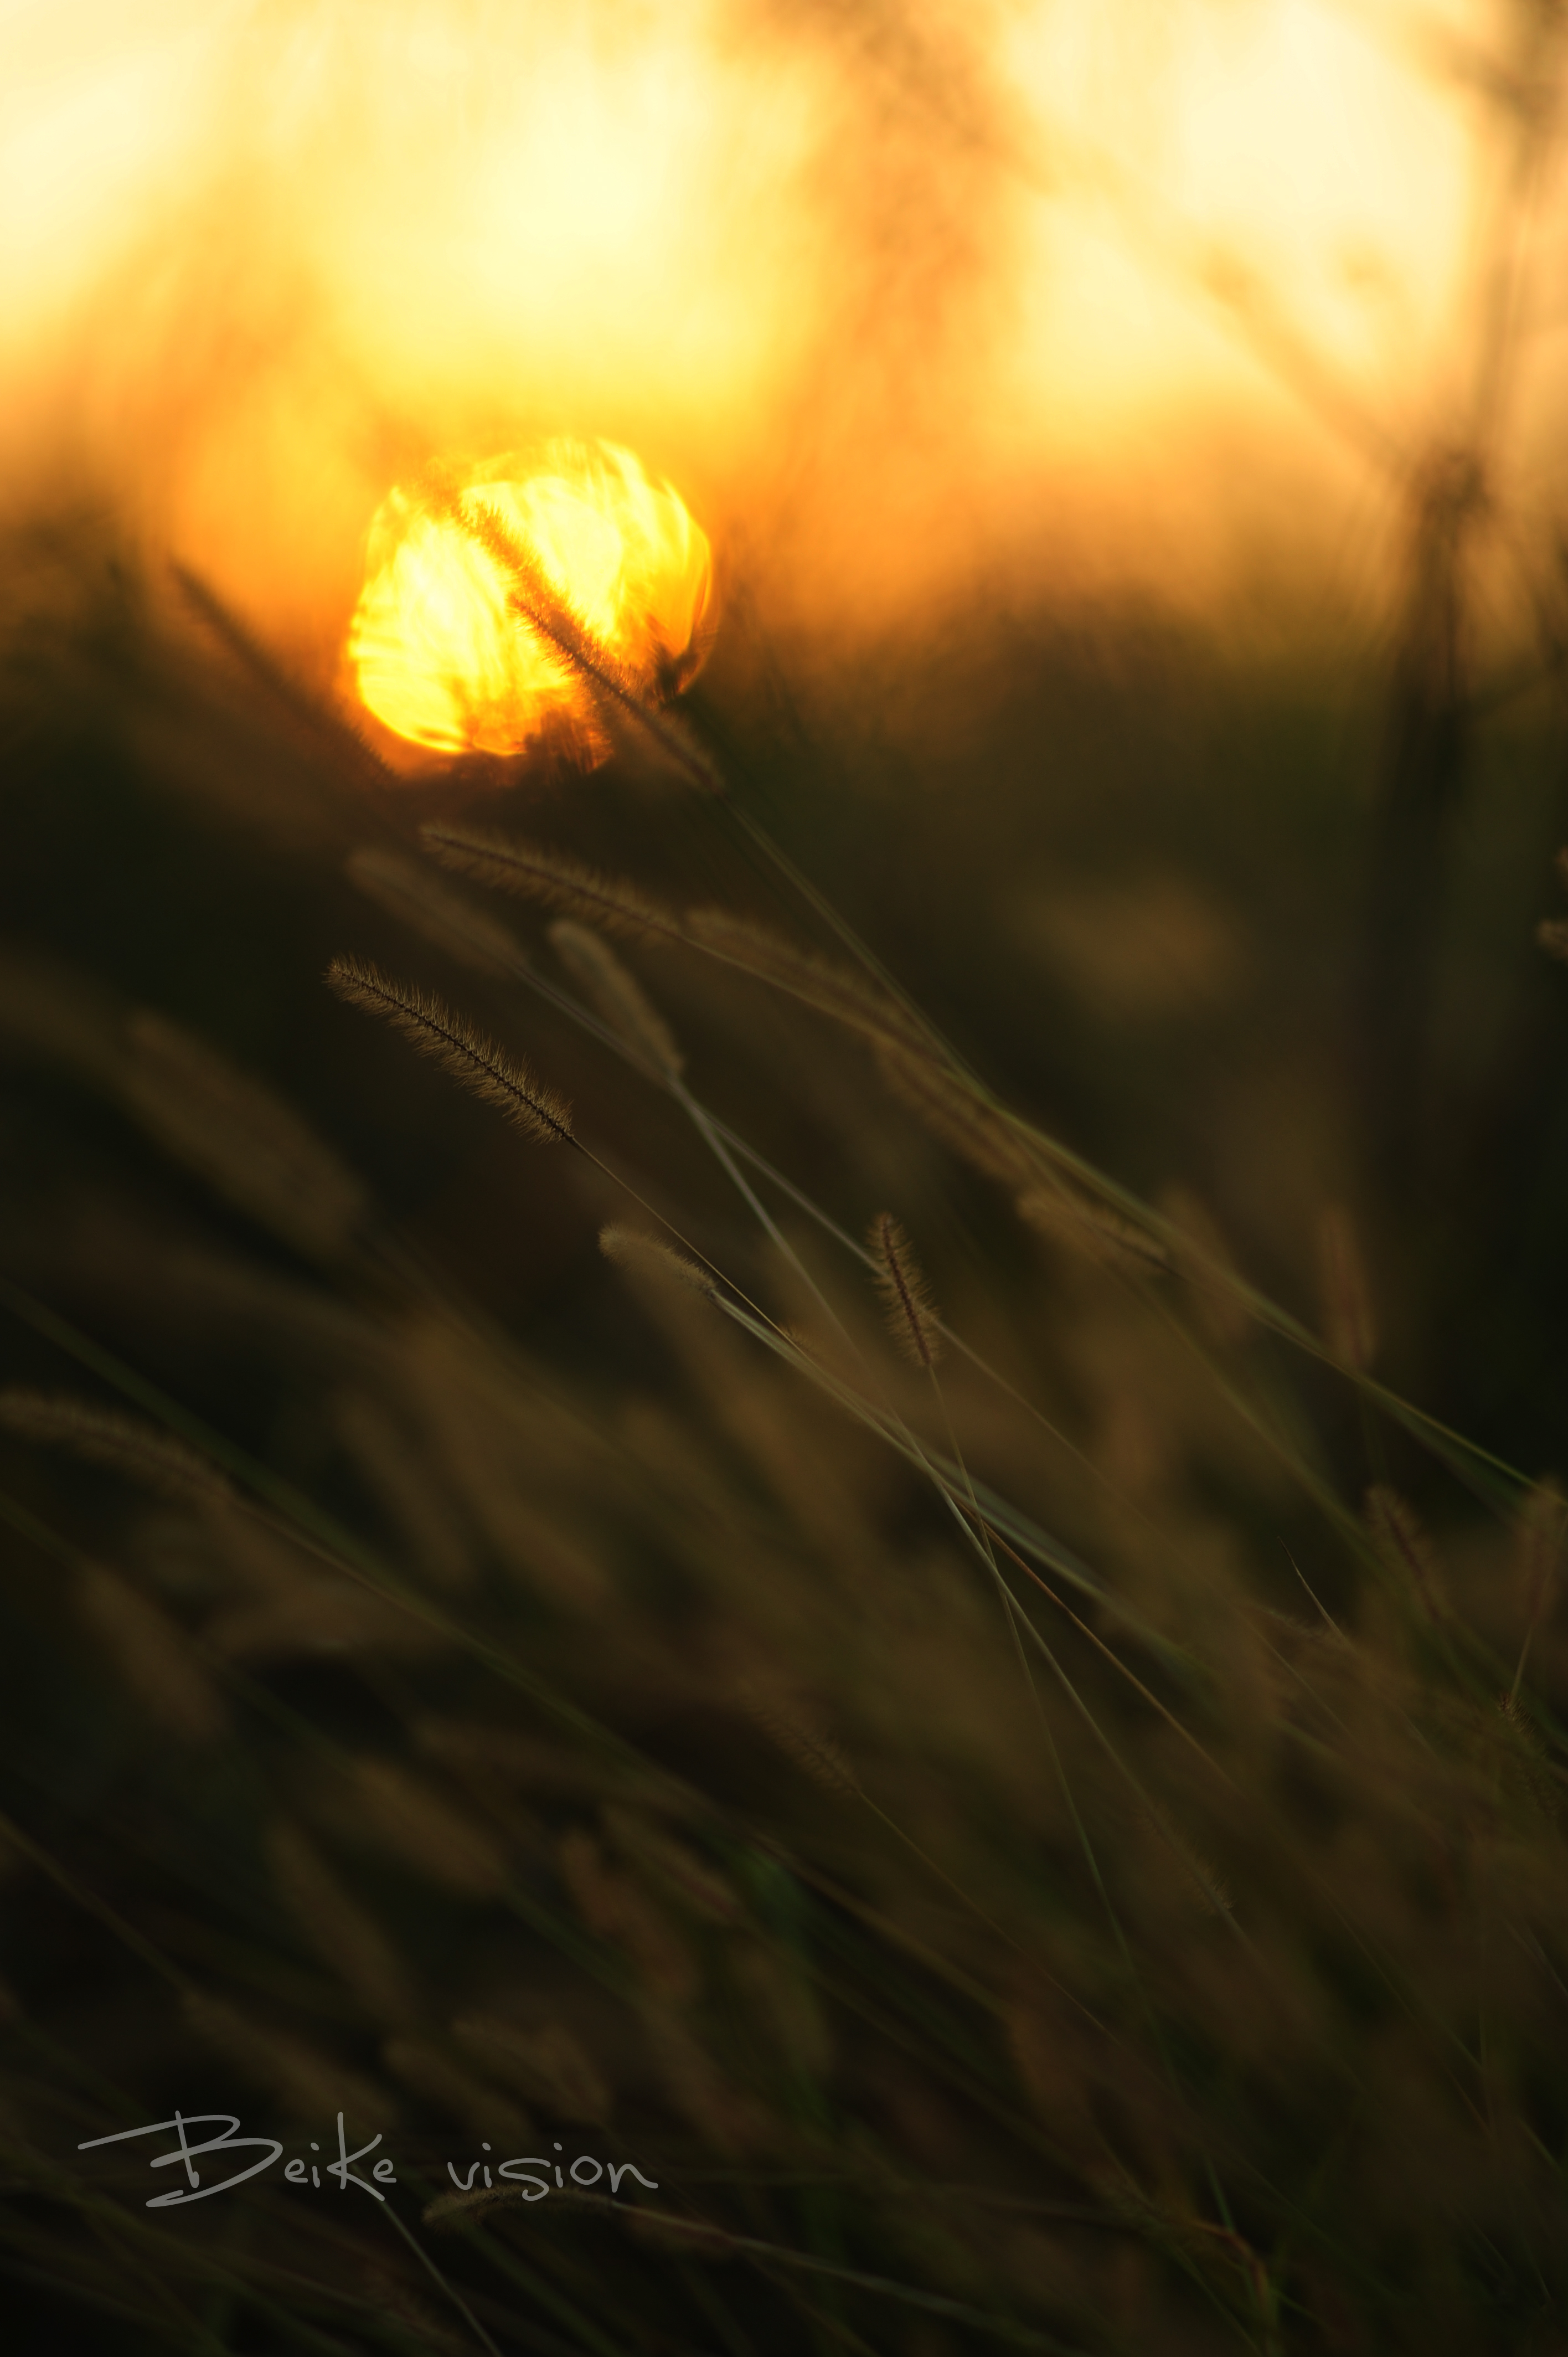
346, 440, 713, 763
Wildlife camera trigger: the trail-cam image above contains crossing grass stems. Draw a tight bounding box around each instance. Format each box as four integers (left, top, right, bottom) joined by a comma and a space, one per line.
1, 537, 1567, 2357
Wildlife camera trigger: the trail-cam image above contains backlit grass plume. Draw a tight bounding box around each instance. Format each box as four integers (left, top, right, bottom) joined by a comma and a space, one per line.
682, 906, 928, 1052
452, 490, 721, 791
1015, 1180, 1173, 1274
0, 1388, 236, 1511
1365, 1479, 1446, 1620
873, 1035, 1037, 1183
868, 1211, 942, 1370
124, 1008, 367, 1258
325, 956, 574, 1144
421, 826, 684, 947
599, 1222, 715, 1299
550, 921, 683, 1080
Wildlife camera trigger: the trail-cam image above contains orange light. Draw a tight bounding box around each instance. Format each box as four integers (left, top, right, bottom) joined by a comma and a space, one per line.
346, 439, 713, 763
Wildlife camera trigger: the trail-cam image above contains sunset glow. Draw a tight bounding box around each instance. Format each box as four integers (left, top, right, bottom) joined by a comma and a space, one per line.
2, 1, 1550, 641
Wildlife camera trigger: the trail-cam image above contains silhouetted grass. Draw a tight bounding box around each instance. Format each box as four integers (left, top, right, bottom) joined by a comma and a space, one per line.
2, 506, 1568, 2357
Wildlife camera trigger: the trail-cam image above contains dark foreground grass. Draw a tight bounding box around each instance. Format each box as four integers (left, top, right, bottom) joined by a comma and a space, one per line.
2, 518, 1568, 2354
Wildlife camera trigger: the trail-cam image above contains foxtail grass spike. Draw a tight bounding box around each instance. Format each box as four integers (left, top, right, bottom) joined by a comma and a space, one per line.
76, 1563, 227, 1746
452, 2015, 611, 2124
749, 1699, 858, 1798
173, 563, 395, 789
1365, 1483, 1443, 1619
458, 496, 649, 707
420, 827, 684, 946
869, 1213, 942, 1370
683, 907, 927, 1052
453, 494, 723, 791
0, 1389, 235, 1511
1015, 1184, 1171, 1276
599, 1224, 714, 1298
125, 1010, 366, 1258
873, 1039, 1035, 1185
326, 958, 574, 1145
550, 920, 683, 1079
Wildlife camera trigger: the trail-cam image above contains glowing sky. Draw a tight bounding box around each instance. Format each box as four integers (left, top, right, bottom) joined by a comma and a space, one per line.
3, 0, 1556, 646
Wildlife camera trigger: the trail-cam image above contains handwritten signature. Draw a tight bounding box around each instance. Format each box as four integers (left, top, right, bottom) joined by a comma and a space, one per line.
78, 2114, 661, 2210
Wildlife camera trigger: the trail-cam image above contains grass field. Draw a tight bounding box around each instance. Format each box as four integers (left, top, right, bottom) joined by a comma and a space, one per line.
1, 466, 1567, 2357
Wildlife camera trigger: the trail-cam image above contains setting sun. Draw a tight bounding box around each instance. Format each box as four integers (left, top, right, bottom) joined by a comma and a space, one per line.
345, 440, 713, 763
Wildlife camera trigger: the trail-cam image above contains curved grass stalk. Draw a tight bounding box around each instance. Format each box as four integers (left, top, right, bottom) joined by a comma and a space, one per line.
689, 1283, 1388, 2234
356, 834, 1533, 1708
379, 2202, 504, 2357
702, 1291, 1263, 1996
333, 888, 1208, 1680
987, 1526, 1232, 1790
181, 562, 1538, 1515
692, 801, 1541, 1514
338, 863, 1205, 1684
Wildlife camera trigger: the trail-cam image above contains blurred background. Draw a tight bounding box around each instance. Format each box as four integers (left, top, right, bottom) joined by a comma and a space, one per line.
6, 3, 1568, 2351
7, 0, 1562, 636
6, 0, 1568, 1449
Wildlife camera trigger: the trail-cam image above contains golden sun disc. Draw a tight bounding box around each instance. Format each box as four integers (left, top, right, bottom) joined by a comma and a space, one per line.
347, 439, 713, 764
